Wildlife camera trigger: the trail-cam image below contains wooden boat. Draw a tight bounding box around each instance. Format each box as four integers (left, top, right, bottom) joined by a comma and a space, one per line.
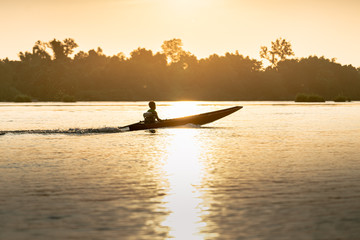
119, 106, 242, 131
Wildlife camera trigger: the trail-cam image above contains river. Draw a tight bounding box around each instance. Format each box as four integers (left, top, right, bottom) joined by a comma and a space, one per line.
1, 101, 360, 239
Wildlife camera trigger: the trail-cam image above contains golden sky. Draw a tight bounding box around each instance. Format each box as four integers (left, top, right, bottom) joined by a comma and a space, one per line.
1, 0, 360, 66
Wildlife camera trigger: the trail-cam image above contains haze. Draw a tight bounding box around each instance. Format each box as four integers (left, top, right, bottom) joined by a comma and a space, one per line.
1, 0, 359, 67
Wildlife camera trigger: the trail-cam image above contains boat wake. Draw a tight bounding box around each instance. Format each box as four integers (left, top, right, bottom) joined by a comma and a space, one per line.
0, 127, 124, 135
0, 124, 219, 136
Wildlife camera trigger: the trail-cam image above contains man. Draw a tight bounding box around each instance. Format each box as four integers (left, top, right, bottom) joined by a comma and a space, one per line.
143, 101, 162, 123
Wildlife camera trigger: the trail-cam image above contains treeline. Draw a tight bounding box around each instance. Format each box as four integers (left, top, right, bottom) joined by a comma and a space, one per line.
0, 38, 359, 101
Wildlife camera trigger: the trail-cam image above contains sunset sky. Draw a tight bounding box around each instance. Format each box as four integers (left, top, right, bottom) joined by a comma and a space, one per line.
1, 0, 359, 67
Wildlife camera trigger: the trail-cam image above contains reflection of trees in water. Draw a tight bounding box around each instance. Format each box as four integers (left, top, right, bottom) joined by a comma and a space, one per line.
1, 38, 359, 101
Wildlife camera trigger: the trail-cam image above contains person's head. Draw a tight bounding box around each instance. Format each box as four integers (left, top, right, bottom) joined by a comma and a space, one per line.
148, 101, 156, 110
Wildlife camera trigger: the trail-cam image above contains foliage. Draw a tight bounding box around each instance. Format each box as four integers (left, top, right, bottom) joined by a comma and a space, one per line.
334, 95, 351, 102
260, 38, 294, 68
0, 38, 359, 102
61, 94, 76, 102
14, 94, 32, 102
161, 38, 186, 64
295, 93, 325, 102
48, 38, 78, 60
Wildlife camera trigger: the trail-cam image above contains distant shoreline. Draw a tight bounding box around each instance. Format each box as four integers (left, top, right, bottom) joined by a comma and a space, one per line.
2, 38, 360, 103
1, 99, 358, 103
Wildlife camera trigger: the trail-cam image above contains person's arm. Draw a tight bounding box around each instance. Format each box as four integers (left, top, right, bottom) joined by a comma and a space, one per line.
155, 111, 162, 121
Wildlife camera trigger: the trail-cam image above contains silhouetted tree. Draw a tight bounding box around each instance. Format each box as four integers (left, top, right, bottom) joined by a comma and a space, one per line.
48, 38, 78, 60
260, 38, 294, 68
0, 37, 359, 102
18, 41, 51, 62
161, 38, 187, 64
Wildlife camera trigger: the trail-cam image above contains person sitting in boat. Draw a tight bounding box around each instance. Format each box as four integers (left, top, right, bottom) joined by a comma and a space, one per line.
143, 101, 162, 123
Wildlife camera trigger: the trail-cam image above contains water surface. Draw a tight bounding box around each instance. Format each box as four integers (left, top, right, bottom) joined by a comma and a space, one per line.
1, 101, 360, 239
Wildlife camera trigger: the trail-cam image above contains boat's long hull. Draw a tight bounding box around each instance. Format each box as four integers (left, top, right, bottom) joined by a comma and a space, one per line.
120, 106, 242, 131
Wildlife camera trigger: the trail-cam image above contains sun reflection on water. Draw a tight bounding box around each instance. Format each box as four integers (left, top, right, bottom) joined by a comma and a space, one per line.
161, 128, 206, 239
163, 101, 203, 119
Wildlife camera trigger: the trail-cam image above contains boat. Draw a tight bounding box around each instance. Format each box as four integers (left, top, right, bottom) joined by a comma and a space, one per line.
119, 106, 242, 131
